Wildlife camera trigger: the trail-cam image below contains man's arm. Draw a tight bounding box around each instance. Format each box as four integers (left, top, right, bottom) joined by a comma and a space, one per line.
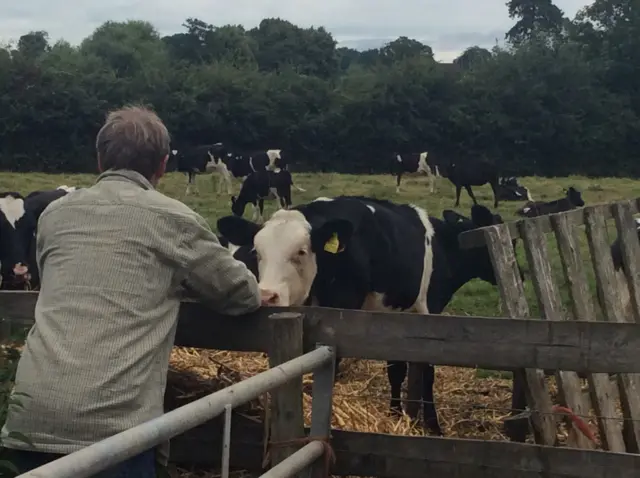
175, 213, 261, 316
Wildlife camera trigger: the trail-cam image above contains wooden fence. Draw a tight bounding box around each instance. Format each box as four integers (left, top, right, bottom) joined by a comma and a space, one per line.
459, 197, 640, 453
2, 292, 640, 477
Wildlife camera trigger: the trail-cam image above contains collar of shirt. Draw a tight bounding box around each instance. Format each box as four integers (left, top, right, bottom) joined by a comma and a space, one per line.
96, 169, 155, 190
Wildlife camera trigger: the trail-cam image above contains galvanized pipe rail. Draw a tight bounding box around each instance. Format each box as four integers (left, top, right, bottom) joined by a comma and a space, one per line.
17, 345, 334, 478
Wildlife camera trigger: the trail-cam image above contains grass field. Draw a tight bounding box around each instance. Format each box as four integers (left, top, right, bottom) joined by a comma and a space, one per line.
2, 171, 639, 475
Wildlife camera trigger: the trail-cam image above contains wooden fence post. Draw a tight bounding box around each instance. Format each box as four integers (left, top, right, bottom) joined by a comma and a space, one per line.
308, 343, 336, 478
268, 311, 305, 473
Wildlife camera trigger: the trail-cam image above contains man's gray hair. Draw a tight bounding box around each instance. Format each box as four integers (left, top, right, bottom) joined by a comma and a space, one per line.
96, 105, 171, 180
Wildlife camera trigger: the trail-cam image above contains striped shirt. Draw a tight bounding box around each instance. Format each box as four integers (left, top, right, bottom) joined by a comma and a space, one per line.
1, 169, 260, 462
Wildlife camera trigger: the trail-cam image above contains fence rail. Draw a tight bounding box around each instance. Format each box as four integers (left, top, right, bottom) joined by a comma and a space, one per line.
2, 291, 640, 374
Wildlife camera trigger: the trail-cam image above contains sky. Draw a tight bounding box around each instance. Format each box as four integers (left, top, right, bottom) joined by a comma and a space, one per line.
1, 0, 591, 63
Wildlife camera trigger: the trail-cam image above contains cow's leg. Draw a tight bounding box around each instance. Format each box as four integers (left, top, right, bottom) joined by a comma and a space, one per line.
489, 179, 500, 208
257, 199, 265, 223
454, 184, 462, 207
506, 371, 529, 442
387, 360, 407, 416
422, 363, 442, 435
396, 172, 403, 193
250, 203, 259, 222
464, 185, 477, 204
186, 173, 195, 196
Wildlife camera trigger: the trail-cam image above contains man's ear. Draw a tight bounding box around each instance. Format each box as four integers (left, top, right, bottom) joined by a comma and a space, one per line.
217, 216, 261, 246
310, 219, 353, 255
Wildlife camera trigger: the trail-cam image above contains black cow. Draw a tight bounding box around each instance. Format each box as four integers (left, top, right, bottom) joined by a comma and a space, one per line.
393, 152, 440, 194
216, 234, 258, 277
516, 186, 584, 218
217, 197, 517, 435
496, 177, 533, 202
447, 159, 500, 208
231, 169, 303, 223
173, 143, 228, 195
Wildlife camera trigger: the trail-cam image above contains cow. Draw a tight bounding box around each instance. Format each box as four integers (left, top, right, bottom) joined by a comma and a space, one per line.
0, 193, 31, 289
173, 143, 228, 195
447, 159, 500, 208
231, 169, 301, 223
216, 234, 258, 277
217, 196, 517, 435
496, 177, 533, 202
516, 186, 584, 218
393, 152, 440, 194
1, 187, 75, 290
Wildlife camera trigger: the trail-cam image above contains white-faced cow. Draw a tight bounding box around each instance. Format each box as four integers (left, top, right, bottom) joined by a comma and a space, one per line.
516, 186, 584, 218
447, 158, 500, 208
173, 143, 228, 195
231, 169, 303, 223
393, 152, 440, 194
217, 197, 516, 434
496, 177, 533, 202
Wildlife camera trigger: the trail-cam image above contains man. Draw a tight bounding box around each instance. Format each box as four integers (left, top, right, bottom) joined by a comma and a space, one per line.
0, 105, 262, 477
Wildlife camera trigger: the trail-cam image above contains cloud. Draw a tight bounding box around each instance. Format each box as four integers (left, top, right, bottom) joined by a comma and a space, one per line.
0, 0, 591, 61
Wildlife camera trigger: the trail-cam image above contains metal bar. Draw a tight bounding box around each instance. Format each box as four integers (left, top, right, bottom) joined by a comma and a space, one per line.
18, 346, 333, 478
259, 441, 325, 478
221, 403, 232, 478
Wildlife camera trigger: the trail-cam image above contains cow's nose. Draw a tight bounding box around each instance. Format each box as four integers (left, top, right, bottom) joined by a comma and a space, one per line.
260, 289, 280, 306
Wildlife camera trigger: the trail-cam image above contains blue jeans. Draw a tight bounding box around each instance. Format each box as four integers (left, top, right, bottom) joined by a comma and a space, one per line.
0, 447, 158, 477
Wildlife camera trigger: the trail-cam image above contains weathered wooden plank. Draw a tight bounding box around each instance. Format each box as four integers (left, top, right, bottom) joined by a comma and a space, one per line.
169, 416, 640, 478
612, 202, 640, 322
550, 212, 625, 452
458, 198, 640, 250
267, 312, 305, 471
308, 343, 336, 478
3, 292, 640, 374
584, 206, 640, 453
482, 224, 556, 445
518, 217, 593, 450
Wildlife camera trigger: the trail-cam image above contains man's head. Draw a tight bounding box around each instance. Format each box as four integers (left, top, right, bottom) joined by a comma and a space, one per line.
96, 105, 171, 186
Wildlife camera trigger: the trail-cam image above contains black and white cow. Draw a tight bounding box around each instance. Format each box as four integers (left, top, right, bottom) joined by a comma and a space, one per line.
496, 177, 533, 202
217, 196, 516, 434
447, 159, 500, 208
173, 143, 228, 195
393, 152, 440, 194
516, 186, 584, 218
231, 169, 304, 223
0, 186, 76, 290
0, 192, 31, 288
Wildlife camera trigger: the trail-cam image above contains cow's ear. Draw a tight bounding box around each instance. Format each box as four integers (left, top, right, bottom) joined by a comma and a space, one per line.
217, 216, 261, 247
310, 219, 353, 255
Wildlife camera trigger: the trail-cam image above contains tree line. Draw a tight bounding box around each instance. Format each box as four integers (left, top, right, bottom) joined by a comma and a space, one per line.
0, 0, 637, 178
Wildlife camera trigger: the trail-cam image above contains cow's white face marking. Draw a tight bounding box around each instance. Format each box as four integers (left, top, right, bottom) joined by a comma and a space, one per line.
254, 209, 317, 306
396, 154, 402, 163
523, 207, 531, 213
171, 150, 178, 155
0, 196, 26, 228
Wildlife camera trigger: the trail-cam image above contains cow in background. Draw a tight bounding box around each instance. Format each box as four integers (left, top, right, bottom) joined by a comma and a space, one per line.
393, 152, 441, 193
173, 143, 228, 195
231, 169, 300, 223
516, 186, 584, 218
496, 177, 533, 202
447, 158, 500, 208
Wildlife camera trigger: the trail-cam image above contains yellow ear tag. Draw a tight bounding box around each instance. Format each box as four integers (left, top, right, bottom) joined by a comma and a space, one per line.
324, 233, 340, 254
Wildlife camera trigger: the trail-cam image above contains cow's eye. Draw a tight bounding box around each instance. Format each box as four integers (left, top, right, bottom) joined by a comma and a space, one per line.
297, 249, 307, 256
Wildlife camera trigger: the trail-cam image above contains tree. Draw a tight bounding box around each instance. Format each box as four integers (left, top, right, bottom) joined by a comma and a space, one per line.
505, 0, 565, 45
